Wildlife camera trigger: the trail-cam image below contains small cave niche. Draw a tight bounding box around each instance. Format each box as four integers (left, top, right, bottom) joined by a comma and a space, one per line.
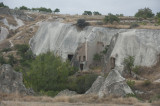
80, 63, 84, 71
110, 57, 115, 69
68, 54, 74, 61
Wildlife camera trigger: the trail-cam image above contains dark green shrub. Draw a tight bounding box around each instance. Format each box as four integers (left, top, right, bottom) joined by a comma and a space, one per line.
127, 80, 135, 89
0, 2, 9, 8
32, 7, 52, 13
19, 6, 29, 10
104, 13, 120, 24
24, 52, 74, 93
132, 66, 140, 74
0, 55, 6, 65
68, 74, 98, 94
156, 12, 160, 18
15, 44, 29, 55
123, 56, 135, 75
93, 53, 102, 61
1, 48, 12, 52
143, 80, 151, 86
101, 45, 109, 54
135, 8, 154, 18
7, 55, 17, 66
76, 19, 89, 28
130, 23, 139, 28
83, 11, 92, 15
54, 8, 60, 14
93, 11, 101, 15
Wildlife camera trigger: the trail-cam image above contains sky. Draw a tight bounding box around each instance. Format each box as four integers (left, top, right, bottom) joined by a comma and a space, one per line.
1, 0, 160, 16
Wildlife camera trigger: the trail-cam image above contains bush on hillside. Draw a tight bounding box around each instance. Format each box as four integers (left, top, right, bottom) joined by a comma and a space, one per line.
130, 23, 139, 29
1, 48, 12, 52
83, 11, 92, 15
93, 53, 102, 61
19, 6, 29, 10
127, 80, 135, 89
135, 8, 154, 18
76, 19, 89, 29
93, 11, 101, 15
23, 52, 76, 94
104, 13, 120, 24
7, 55, 17, 66
68, 74, 98, 94
0, 2, 9, 8
54, 8, 60, 14
0, 55, 6, 65
32, 7, 52, 13
156, 12, 160, 18
123, 56, 135, 75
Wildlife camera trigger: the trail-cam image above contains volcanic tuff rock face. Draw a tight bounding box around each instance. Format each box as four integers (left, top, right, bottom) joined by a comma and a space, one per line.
98, 69, 133, 97
0, 27, 9, 42
108, 29, 160, 74
30, 21, 125, 66
0, 8, 34, 21
0, 64, 33, 94
30, 21, 160, 71
86, 70, 133, 97
85, 76, 105, 94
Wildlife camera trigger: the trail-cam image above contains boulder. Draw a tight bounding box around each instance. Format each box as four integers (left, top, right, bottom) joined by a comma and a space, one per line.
85, 76, 105, 94
98, 69, 133, 98
0, 64, 33, 94
56, 89, 77, 96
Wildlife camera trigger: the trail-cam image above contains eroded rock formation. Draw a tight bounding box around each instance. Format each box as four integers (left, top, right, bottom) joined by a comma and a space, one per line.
0, 64, 34, 94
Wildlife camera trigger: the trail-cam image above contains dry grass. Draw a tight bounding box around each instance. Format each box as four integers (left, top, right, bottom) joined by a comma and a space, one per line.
0, 14, 18, 26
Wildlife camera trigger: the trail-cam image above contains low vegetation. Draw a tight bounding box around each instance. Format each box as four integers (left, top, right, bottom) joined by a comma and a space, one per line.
93, 53, 102, 61
104, 13, 120, 24
32, 7, 52, 13
76, 19, 89, 29
123, 56, 135, 75
143, 80, 151, 86
83, 11, 92, 15
130, 23, 139, 29
0, 2, 9, 8
135, 7, 154, 18
127, 80, 135, 89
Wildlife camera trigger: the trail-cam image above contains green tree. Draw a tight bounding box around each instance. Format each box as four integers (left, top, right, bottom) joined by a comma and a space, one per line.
32, 7, 52, 13
123, 56, 135, 75
156, 12, 160, 18
93, 11, 101, 15
104, 13, 120, 24
93, 53, 102, 61
8, 55, 17, 66
54, 8, 60, 14
0, 55, 6, 65
76, 19, 89, 28
83, 11, 92, 15
24, 52, 74, 93
19, 6, 29, 10
135, 8, 154, 18
0, 2, 9, 8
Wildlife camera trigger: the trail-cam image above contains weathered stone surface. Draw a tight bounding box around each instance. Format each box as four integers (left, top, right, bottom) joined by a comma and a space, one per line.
0, 64, 33, 94
98, 69, 133, 98
0, 8, 34, 21
56, 89, 77, 96
85, 76, 105, 94
0, 27, 9, 42
154, 79, 160, 83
